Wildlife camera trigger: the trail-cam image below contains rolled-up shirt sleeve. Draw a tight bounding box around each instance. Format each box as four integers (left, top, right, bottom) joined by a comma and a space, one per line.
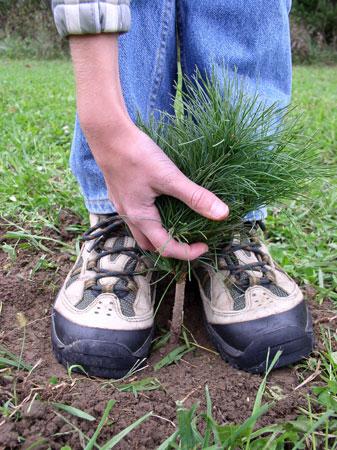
51, 0, 131, 38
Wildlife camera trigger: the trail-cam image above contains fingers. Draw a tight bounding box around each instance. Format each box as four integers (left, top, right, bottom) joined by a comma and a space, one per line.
125, 222, 156, 252
145, 222, 208, 260
127, 209, 208, 261
165, 174, 229, 221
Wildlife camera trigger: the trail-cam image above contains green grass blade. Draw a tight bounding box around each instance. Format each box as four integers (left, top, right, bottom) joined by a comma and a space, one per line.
0, 344, 33, 372
116, 377, 161, 397
202, 385, 215, 448
190, 415, 204, 444
52, 402, 96, 421
156, 431, 179, 450
292, 411, 334, 450
154, 345, 193, 371
244, 350, 281, 449
84, 400, 116, 450
0, 356, 32, 371
220, 402, 271, 448
100, 411, 152, 449
176, 403, 199, 450
252, 350, 281, 412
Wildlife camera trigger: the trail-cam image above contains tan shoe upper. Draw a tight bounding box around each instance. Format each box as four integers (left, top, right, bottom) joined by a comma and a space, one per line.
195, 233, 303, 325
54, 214, 154, 331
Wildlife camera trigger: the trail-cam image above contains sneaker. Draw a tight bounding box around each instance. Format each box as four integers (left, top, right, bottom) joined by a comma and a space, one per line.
51, 214, 154, 378
194, 222, 314, 373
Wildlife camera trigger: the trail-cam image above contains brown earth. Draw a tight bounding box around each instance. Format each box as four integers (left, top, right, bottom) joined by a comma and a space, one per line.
0, 217, 336, 450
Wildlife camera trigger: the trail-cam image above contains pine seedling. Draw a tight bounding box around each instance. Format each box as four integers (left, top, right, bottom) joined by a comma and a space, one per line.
139, 68, 323, 343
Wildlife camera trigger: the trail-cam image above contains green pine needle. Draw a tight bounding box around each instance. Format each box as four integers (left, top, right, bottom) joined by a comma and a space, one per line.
140, 68, 324, 273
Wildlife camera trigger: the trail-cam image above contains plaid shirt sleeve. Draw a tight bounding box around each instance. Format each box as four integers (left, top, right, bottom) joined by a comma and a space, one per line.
51, 0, 131, 38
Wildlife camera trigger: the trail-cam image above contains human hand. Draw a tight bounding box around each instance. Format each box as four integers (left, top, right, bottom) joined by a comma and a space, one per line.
85, 121, 228, 259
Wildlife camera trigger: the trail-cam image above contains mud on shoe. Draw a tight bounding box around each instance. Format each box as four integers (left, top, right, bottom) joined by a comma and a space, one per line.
194, 222, 313, 373
52, 214, 154, 379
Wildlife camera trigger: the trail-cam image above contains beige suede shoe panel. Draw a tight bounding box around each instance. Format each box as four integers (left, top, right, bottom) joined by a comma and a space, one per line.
195, 235, 304, 325
54, 215, 154, 331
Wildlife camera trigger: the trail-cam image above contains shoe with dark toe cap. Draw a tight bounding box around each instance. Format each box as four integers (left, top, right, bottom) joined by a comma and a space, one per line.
52, 214, 154, 379
194, 222, 314, 373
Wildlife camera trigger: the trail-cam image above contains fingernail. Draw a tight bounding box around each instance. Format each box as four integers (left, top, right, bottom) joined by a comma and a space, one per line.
210, 202, 229, 219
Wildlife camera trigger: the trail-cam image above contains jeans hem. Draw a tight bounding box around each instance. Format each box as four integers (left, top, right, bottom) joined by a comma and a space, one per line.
84, 198, 116, 215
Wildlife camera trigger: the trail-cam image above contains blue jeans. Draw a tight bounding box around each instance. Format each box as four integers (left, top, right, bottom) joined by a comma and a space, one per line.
70, 0, 292, 221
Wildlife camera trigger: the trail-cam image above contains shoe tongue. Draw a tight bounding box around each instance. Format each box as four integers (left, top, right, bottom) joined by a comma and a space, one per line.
232, 237, 259, 261
104, 235, 135, 251
98, 236, 137, 289
229, 237, 264, 281
87, 214, 138, 290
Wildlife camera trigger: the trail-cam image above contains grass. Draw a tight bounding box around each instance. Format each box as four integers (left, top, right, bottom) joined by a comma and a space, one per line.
267, 66, 337, 302
0, 35, 69, 60
133, 342, 337, 449
0, 60, 335, 299
45, 399, 152, 449
0, 59, 336, 447
2, 335, 336, 448
0, 59, 85, 231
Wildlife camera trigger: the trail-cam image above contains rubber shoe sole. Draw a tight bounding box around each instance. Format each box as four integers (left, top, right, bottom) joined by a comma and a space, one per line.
204, 302, 314, 373
51, 310, 154, 379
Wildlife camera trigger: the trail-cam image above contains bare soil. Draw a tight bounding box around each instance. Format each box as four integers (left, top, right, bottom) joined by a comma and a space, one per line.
0, 217, 336, 449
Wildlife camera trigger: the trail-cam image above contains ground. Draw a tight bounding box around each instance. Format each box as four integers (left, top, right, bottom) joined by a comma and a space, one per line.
0, 60, 336, 449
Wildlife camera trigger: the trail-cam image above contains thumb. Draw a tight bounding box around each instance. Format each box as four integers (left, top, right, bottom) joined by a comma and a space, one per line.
166, 173, 229, 221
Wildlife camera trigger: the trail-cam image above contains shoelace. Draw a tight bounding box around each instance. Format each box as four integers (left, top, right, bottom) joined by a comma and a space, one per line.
220, 221, 275, 289
82, 214, 142, 296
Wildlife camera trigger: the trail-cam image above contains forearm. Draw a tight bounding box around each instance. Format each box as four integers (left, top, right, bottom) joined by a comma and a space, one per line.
70, 34, 129, 130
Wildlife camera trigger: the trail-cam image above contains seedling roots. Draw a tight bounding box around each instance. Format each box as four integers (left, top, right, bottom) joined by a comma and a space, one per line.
169, 273, 187, 345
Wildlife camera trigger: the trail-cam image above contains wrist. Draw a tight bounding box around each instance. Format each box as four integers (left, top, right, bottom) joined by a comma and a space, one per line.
80, 113, 138, 168
78, 98, 130, 135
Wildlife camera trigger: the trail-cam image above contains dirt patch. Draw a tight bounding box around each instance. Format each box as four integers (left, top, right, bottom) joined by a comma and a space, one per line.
0, 226, 336, 449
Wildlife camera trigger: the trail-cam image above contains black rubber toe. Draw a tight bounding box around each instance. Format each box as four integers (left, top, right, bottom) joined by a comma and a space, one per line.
205, 301, 314, 373
51, 310, 154, 379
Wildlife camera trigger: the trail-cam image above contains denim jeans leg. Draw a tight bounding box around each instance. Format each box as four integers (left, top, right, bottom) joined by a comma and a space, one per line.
70, 0, 177, 214
177, 0, 293, 222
